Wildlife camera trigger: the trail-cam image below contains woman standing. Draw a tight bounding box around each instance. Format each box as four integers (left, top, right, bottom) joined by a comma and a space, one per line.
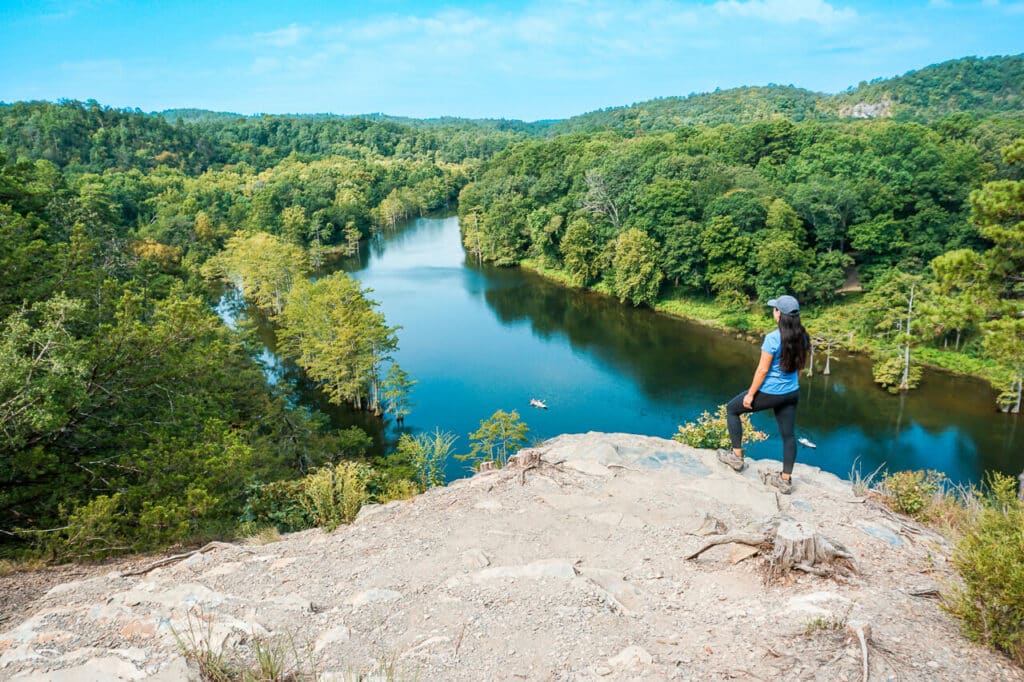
717, 295, 809, 494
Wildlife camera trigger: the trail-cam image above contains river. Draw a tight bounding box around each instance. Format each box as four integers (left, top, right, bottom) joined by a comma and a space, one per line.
221, 214, 1021, 486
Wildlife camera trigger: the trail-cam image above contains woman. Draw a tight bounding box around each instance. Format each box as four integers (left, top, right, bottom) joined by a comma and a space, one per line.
717, 294, 809, 494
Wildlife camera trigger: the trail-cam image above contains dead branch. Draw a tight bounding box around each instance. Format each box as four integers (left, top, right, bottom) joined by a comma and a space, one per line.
120, 541, 243, 577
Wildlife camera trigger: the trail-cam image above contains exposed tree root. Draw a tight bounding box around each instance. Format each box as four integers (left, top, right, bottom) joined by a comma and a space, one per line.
686, 515, 859, 581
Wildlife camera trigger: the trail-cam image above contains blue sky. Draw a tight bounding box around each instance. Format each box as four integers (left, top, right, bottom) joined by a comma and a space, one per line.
1, 0, 1022, 120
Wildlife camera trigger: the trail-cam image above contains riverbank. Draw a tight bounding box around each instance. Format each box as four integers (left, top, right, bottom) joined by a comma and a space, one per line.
519, 258, 1007, 400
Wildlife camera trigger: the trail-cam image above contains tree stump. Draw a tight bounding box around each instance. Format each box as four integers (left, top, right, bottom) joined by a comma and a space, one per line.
767, 518, 857, 580
511, 449, 542, 468
685, 515, 858, 581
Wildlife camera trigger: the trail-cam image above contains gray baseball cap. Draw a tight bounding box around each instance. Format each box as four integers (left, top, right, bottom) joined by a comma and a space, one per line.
767, 295, 800, 315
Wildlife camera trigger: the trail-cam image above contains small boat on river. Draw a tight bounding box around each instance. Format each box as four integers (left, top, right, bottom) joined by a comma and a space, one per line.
530, 398, 548, 409
798, 437, 817, 449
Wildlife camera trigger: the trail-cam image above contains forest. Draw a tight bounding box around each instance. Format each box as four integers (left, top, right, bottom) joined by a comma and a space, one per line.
1, 54, 1022, 559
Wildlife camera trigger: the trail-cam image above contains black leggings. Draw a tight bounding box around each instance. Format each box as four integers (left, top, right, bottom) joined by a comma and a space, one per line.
726, 389, 800, 475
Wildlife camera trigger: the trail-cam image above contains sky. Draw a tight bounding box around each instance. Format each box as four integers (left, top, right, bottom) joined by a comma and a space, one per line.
1, 0, 1022, 121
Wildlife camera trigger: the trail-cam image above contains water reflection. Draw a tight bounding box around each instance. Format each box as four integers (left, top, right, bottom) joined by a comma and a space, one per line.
221, 214, 1021, 486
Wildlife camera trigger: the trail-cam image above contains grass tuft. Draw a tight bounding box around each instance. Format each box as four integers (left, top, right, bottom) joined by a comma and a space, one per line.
241, 526, 282, 547
848, 456, 885, 497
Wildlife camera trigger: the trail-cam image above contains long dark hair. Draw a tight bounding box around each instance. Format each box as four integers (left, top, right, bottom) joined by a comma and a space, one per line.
778, 312, 809, 374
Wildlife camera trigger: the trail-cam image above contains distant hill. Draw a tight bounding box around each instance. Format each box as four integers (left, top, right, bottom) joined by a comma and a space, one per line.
544, 85, 824, 134
545, 54, 1024, 134
157, 108, 246, 124
821, 54, 1024, 120
157, 108, 548, 134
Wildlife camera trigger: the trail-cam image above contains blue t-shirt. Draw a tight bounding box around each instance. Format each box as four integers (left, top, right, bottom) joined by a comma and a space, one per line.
759, 329, 799, 395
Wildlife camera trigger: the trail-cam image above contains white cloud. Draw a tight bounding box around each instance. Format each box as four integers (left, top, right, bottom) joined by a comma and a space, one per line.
713, 0, 856, 24
254, 23, 310, 48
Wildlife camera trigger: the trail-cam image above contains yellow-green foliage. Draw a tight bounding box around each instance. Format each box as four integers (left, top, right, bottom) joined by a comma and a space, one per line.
301, 462, 371, 531
944, 473, 1024, 666
674, 404, 769, 450
380, 479, 419, 502
880, 469, 946, 519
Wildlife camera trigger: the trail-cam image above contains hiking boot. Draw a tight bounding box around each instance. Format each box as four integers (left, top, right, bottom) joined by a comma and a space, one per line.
716, 449, 746, 472
762, 470, 793, 495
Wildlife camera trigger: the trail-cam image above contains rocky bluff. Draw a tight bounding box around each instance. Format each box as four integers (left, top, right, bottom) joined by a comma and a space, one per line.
1, 433, 1020, 681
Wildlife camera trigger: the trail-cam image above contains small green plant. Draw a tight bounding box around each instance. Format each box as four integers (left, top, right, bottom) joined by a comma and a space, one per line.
803, 614, 847, 637
880, 469, 946, 519
673, 404, 768, 450
171, 610, 233, 682
173, 608, 322, 681
943, 473, 1024, 666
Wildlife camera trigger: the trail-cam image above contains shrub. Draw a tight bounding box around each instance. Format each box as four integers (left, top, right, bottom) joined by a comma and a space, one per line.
239, 480, 313, 534
396, 429, 457, 490
44, 494, 130, 561
379, 479, 419, 503
301, 462, 370, 531
871, 354, 922, 393
943, 473, 1024, 666
673, 404, 768, 450
879, 469, 946, 519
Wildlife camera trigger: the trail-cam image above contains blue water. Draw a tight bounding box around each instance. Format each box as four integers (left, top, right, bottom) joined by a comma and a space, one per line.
230, 215, 1023, 485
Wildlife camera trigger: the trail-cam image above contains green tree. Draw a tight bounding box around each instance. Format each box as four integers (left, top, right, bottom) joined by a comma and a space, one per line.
928, 249, 989, 351
752, 229, 813, 302
463, 409, 530, 468
202, 231, 308, 316
860, 271, 926, 392
381, 362, 416, 421
281, 205, 309, 245
983, 316, 1024, 413
277, 272, 398, 412
968, 137, 1024, 408
560, 215, 602, 286
611, 228, 664, 306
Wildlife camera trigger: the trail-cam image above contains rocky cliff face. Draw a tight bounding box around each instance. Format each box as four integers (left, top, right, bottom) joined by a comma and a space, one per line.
835, 98, 894, 119
1, 433, 1020, 681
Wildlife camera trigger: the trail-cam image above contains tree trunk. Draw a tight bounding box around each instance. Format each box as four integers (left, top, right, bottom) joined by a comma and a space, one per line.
824, 350, 832, 376
806, 344, 815, 377
899, 283, 915, 391
955, 330, 961, 352
1014, 369, 1022, 414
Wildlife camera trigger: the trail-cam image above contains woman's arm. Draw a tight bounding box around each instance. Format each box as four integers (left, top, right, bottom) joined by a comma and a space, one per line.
743, 351, 774, 408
